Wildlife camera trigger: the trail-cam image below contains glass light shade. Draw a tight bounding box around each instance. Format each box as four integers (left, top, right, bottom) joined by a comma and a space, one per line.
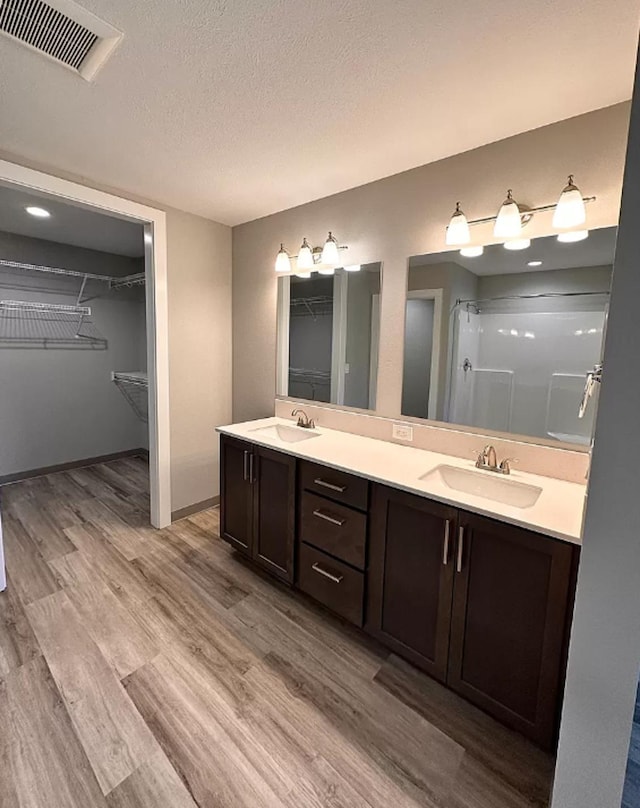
460, 246, 484, 257
275, 243, 291, 273
503, 238, 531, 251
494, 191, 522, 238
528, 260, 543, 267
344, 264, 361, 272
321, 232, 340, 266
317, 267, 335, 276
296, 238, 314, 271
557, 230, 589, 243
553, 176, 586, 229
445, 203, 470, 246
295, 271, 312, 279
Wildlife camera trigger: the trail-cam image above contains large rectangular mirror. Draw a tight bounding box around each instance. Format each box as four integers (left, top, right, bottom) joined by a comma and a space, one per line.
276, 263, 382, 410
402, 227, 616, 447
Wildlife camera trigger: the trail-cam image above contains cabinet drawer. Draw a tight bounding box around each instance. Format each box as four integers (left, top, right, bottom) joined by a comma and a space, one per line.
300, 491, 367, 570
300, 461, 369, 511
298, 543, 364, 626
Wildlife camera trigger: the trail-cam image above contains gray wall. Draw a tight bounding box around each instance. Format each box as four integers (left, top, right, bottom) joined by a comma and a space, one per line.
0, 232, 147, 477
477, 265, 613, 301
344, 267, 380, 409
232, 103, 629, 424
401, 298, 434, 418
551, 47, 640, 808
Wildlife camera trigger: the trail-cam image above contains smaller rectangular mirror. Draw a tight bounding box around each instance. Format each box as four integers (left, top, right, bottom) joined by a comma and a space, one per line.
276, 263, 382, 410
402, 228, 616, 447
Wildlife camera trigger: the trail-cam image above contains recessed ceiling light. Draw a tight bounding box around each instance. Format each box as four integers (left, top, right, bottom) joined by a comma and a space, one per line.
557, 230, 589, 243
528, 260, 543, 267
25, 206, 51, 218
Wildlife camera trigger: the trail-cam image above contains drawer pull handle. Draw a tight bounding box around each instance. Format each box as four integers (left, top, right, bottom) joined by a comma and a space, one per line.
313, 478, 347, 493
456, 526, 465, 573
442, 519, 451, 566
312, 509, 345, 527
311, 562, 343, 584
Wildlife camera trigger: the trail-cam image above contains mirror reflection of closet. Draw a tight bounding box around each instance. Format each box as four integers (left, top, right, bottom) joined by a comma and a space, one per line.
401, 227, 616, 447
276, 263, 382, 411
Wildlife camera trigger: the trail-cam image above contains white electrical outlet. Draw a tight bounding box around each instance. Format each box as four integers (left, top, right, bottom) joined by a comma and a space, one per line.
392, 423, 414, 441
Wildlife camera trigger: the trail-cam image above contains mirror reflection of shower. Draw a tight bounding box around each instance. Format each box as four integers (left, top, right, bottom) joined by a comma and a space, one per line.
402, 226, 616, 447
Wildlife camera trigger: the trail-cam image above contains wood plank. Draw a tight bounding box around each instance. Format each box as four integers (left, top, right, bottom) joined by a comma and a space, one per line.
374, 654, 553, 806
0, 677, 19, 808
5, 656, 108, 808
123, 655, 287, 808
2, 514, 61, 605
69, 496, 150, 560
0, 574, 41, 676
105, 751, 198, 808
25, 591, 160, 795
62, 577, 158, 679
7, 495, 77, 561
284, 756, 375, 808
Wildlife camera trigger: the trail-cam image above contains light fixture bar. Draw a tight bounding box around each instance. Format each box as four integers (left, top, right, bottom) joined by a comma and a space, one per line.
288, 245, 349, 260
465, 196, 596, 228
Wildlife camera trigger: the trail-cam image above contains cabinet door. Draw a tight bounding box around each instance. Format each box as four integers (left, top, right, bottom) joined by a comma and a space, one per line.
448, 512, 576, 748
252, 446, 296, 583
220, 435, 253, 556
367, 485, 457, 682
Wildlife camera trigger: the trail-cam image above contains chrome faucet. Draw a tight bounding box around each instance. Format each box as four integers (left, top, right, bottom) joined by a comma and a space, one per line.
292, 408, 315, 429
475, 445, 515, 475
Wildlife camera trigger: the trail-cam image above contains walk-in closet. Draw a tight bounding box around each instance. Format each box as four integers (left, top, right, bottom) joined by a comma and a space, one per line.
0, 185, 150, 513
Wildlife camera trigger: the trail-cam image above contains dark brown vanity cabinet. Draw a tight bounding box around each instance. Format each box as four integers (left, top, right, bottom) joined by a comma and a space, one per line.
367, 486, 456, 682
220, 435, 296, 583
447, 511, 576, 747
367, 484, 578, 749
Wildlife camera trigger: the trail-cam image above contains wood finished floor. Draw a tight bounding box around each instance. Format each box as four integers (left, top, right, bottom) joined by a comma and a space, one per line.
0, 457, 555, 808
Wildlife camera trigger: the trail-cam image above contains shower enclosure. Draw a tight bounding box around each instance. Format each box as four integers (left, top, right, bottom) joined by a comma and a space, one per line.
447, 292, 609, 445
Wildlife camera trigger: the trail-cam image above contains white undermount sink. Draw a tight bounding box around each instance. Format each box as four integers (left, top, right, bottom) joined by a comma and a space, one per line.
420, 464, 542, 509
250, 424, 320, 443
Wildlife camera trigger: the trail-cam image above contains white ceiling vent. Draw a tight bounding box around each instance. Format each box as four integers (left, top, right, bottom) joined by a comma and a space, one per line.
0, 0, 123, 80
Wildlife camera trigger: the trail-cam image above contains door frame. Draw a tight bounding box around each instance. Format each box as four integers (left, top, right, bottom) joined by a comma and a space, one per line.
406, 288, 443, 420
0, 159, 171, 528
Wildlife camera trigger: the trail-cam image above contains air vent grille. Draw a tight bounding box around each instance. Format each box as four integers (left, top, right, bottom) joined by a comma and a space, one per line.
0, 0, 98, 70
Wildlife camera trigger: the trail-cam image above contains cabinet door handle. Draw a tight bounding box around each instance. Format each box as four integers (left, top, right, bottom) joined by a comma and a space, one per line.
442, 519, 451, 565
249, 452, 255, 484
312, 509, 345, 527
456, 526, 465, 573
243, 450, 249, 482
313, 478, 346, 493
311, 562, 343, 584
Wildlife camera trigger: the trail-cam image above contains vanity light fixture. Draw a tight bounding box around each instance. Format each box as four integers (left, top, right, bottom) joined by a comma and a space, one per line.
503, 238, 531, 251
557, 230, 589, 243
460, 246, 484, 258
445, 202, 471, 246
494, 190, 523, 238
295, 271, 312, 279
25, 206, 51, 218
296, 238, 314, 271
344, 264, 362, 272
553, 175, 586, 229
317, 266, 336, 276
321, 232, 340, 266
275, 243, 292, 273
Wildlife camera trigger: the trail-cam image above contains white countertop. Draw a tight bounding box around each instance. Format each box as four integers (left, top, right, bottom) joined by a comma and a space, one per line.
217, 417, 586, 545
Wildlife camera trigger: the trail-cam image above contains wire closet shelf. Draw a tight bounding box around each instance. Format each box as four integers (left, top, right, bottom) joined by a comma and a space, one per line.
112, 371, 148, 422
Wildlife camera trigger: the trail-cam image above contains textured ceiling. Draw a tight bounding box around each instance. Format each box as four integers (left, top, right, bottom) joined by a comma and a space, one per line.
0, 0, 638, 226
0, 185, 144, 256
